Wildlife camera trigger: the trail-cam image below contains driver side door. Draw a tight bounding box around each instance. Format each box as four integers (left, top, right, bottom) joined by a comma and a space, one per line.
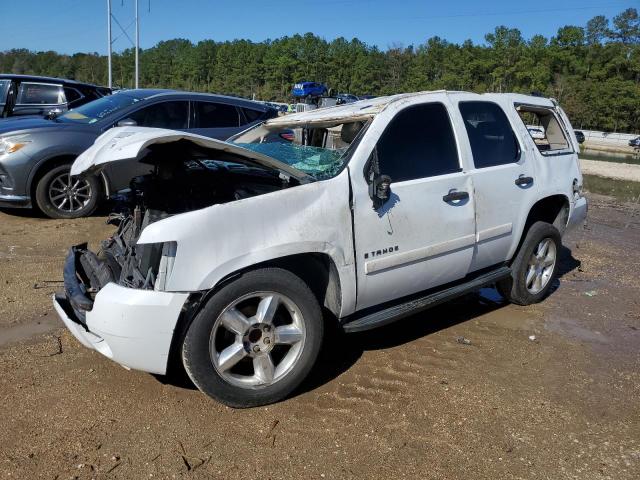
351, 100, 477, 310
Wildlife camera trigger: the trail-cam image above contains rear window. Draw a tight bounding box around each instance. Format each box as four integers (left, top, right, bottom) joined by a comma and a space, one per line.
459, 101, 520, 168
16, 82, 64, 105
516, 106, 571, 153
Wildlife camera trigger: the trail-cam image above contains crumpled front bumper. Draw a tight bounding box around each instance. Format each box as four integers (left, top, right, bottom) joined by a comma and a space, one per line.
53, 245, 189, 375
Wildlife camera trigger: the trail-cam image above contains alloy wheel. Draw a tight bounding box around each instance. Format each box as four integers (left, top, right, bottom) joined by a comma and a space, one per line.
209, 292, 306, 388
525, 238, 557, 294
48, 172, 93, 213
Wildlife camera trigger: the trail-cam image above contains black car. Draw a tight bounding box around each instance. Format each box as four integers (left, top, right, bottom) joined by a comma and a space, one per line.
0, 89, 278, 218
629, 136, 640, 147
574, 130, 585, 144
0, 74, 111, 119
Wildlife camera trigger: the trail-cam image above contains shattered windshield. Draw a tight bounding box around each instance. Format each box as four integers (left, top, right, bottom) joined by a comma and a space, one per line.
232, 120, 367, 180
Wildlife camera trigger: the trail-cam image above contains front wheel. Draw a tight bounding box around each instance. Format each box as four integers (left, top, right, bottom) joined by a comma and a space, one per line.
34, 164, 101, 219
182, 268, 323, 408
497, 221, 561, 305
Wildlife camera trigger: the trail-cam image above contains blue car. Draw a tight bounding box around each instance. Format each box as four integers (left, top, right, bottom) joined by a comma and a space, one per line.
292, 82, 328, 98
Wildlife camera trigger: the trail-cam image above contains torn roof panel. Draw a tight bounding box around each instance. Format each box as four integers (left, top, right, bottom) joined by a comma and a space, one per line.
264, 91, 455, 128
265, 90, 559, 128
264, 94, 404, 128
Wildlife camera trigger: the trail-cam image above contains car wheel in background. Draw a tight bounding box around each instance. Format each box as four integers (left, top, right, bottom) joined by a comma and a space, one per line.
497, 221, 561, 306
182, 268, 324, 408
34, 164, 101, 219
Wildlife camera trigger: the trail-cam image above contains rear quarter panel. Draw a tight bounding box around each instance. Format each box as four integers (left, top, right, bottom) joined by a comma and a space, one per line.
485, 94, 581, 238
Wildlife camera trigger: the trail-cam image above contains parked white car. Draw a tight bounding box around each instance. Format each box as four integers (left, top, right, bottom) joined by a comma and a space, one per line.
527, 125, 546, 140
54, 91, 587, 407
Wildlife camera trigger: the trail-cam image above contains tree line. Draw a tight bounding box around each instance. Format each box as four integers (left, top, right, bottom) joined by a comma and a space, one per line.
1, 8, 639, 132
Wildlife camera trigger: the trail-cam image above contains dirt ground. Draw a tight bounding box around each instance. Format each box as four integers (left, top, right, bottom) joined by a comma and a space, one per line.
0, 194, 639, 479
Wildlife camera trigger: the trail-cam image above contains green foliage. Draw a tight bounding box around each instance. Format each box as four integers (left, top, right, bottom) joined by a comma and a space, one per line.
1, 8, 638, 132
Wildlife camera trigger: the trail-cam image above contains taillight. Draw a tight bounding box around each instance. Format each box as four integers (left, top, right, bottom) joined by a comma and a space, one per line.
572, 178, 583, 199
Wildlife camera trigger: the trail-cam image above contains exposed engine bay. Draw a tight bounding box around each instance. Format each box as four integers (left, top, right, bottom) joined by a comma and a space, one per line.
70, 140, 300, 303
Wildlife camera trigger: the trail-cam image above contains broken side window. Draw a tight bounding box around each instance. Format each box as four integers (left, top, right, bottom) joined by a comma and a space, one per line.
515, 105, 571, 154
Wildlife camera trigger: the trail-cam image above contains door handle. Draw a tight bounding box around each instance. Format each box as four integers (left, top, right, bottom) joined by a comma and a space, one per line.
515, 176, 534, 187
442, 190, 469, 203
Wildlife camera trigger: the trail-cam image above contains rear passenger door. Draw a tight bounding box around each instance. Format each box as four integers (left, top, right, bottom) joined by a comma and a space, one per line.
352, 100, 477, 310
454, 98, 539, 272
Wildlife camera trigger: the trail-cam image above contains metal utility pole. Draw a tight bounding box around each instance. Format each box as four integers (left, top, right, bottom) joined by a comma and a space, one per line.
107, 0, 112, 88
135, 0, 139, 89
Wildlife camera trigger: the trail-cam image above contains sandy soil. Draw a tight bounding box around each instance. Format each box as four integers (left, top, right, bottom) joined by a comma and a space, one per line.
580, 159, 640, 182
0, 208, 112, 334
0, 195, 639, 479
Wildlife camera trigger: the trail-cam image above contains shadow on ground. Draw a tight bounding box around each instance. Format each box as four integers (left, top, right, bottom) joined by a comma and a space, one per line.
0, 206, 44, 218
155, 247, 581, 400
0, 200, 115, 219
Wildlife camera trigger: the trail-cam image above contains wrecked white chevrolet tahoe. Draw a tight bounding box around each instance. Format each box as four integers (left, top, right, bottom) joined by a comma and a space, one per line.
54, 91, 587, 407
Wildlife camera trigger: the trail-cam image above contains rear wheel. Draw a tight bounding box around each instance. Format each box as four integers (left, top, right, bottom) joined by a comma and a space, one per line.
497, 221, 561, 305
34, 164, 101, 219
182, 268, 323, 408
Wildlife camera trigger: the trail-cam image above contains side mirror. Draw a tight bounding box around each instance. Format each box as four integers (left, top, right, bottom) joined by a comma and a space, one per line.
366, 146, 392, 209
45, 108, 63, 119
117, 118, 137, 127
370, 174, 392, 210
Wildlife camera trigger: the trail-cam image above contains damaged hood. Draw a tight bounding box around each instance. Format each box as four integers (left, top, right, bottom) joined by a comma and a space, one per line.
70, 127, 314, 182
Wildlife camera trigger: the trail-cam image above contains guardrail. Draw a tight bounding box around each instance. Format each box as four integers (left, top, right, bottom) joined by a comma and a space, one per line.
581, 130, 637, 148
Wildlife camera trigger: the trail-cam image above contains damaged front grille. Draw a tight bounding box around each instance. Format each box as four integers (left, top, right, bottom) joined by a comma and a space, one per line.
99, 206, 170, 290
63, 243, 114, 323
64, 206, 173, 319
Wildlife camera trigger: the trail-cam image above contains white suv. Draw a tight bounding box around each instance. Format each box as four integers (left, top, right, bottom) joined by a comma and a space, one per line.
54, 91, 587, 407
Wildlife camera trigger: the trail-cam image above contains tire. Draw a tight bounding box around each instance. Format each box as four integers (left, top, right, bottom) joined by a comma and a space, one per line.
182, 268, 324, 408
34, 164, 101, 219
497, 221, 561, 306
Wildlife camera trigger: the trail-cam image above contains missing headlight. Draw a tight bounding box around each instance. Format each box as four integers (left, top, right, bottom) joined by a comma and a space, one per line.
154, 242, 177, 291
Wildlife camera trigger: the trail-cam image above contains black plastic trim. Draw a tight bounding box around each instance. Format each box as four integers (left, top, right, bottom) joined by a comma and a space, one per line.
63, 244, 94, 314
342, 265, 511, 333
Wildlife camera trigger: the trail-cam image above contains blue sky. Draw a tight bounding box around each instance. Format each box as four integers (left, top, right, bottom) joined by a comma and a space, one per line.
0, 0, 633, 54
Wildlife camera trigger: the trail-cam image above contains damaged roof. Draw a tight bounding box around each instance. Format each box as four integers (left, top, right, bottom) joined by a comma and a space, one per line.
264, 94, 409, 127
264, 91, 449, 127
265, 90, 557, 128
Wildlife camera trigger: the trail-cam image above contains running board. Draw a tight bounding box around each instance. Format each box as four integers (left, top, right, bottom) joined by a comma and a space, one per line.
342, 266, 511, 333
